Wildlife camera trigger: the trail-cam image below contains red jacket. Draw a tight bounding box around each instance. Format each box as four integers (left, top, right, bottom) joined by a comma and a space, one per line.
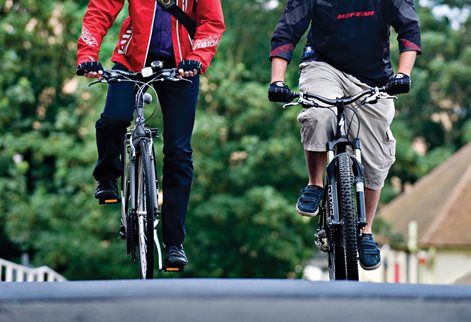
77, 0, 225, 74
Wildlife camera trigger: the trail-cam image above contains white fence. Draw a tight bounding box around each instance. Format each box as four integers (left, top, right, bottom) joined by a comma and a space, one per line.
0, 258, 66, 282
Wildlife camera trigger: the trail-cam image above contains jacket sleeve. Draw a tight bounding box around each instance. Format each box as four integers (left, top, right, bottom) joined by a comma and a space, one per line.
76, 0, 125, 66
389, 0, 422, 54
185, 0, 225, 74
270, 0, 313, 63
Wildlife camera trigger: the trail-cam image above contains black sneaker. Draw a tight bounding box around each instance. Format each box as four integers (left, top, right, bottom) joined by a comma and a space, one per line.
164, 244, 189, 268
95, 180, 119, 200
296, 185, 323, 217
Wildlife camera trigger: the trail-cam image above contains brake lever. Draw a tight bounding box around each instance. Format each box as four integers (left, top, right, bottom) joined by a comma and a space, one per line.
362, 94, 379, 104
152, 69, 192, 83
176, 77, 192, 83
299, 97, 320, 108
380, 93, 397, 100
282, 101, 300, 109
88, 76, 121, 87
88, 79, 104, 87
361, 92, 397, 104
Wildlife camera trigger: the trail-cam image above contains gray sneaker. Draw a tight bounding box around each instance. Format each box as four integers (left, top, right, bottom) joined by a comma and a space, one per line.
296, 185, 323, 217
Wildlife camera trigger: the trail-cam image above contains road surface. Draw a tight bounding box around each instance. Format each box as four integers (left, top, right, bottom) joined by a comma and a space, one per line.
1, 279, 470, 322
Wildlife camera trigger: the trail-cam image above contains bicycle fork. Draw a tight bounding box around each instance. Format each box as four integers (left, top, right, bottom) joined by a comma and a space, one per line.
314, 139, 368, 252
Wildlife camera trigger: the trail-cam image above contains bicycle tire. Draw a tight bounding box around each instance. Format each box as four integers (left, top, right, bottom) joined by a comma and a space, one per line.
327, 225, 346, 280
122, 145, 138, 263
338, 153, 359, 280
323, 172, 346, 280
136, 140, 157, 279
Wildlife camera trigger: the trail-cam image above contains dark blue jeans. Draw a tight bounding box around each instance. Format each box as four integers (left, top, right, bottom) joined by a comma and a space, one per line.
94, 63, 200, 245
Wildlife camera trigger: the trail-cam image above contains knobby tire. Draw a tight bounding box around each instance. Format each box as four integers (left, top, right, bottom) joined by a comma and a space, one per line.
328, 225, 346, 280
324, 165, 346, 280
338, 153, 359, 280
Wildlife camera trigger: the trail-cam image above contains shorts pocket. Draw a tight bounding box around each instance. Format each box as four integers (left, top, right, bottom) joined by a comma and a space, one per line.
386, 128, 396, 157
297, 109, 309, 124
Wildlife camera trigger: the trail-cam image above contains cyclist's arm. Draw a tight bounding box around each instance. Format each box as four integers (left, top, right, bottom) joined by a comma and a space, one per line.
76, 0, 125, 66
397, 51, 417, 76
389, 0, 422, 56
270, 0, 312, 64
271, 57, 289, 83
184, 0, 225, 75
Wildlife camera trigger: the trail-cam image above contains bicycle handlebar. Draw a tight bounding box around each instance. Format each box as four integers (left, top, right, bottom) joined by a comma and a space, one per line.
284, 86, 396, 109
88, 60, 182, 87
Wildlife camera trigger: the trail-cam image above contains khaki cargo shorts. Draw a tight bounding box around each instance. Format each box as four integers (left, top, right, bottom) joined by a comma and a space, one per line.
297, 61, 396, 190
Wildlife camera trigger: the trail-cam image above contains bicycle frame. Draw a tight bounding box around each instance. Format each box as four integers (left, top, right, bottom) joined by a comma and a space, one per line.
121, 91, 163, 272
91, 63, 185, 278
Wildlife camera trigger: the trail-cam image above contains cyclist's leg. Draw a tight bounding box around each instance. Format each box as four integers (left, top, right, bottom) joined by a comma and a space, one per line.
93, 63, 134, 183
342, 74, 395, 269
296, 62, 343, 215
298, 61, 345, 177
297, 61, 343, 155
349, 97, 394, 234
342, 73, 396, 205
154, 76, 200, 247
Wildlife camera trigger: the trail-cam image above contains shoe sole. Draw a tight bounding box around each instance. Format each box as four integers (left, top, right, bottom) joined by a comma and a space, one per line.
163, 260, 188, 270
163, 266, 184, 272
95, 190, 119, 200
359, 260, 381, 271
296, 205, 319, 217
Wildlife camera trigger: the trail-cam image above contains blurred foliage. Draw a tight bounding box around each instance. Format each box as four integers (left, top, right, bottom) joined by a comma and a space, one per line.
0, 0, 470, 279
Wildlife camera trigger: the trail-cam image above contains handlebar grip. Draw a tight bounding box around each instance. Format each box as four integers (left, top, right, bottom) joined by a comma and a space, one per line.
76, 68, 85, 76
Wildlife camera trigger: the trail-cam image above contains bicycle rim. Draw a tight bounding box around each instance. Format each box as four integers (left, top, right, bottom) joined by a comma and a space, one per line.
338, 154, 359, 280
137, 140, 156, 279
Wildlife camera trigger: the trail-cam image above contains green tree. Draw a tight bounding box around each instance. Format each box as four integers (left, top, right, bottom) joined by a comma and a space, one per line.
1, 0, 470, 280
0, 0, 137, 279
384, 1, 471, 201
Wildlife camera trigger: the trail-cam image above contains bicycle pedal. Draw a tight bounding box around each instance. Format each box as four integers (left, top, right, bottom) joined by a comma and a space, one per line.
163, 266, 185, 273
315, 229, 329, 252
99, 198, 121, 205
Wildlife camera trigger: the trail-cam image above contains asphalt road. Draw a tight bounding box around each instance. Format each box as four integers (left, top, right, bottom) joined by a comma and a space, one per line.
1, 279, 470, 322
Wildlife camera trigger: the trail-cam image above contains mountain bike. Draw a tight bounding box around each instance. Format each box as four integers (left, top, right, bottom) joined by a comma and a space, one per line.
90, 61, 188, 279
284, 86, 394, 280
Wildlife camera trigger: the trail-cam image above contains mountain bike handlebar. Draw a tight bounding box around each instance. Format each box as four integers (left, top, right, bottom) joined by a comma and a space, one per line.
283, 86, 396, 109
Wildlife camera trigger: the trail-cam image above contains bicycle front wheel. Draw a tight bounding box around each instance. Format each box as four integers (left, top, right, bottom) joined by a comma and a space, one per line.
136, 140, 157, 279
327, 225, 346, 280
338, 153, 359, 280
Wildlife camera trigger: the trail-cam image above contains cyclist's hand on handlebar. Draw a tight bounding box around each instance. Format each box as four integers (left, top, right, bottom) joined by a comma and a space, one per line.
386, 73, 411, 95
178, 60, 202, 78
268, 81, 295, 103
76, 61, 104, 79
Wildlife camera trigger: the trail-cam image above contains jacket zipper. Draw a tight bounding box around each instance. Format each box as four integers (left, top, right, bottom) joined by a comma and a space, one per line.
176, 0, 183, 61
144, 1, 158, 68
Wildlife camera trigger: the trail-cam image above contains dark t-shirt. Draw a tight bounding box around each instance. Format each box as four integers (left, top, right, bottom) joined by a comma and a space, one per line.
148, 5, 174, 63
270, 0, 421, 86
